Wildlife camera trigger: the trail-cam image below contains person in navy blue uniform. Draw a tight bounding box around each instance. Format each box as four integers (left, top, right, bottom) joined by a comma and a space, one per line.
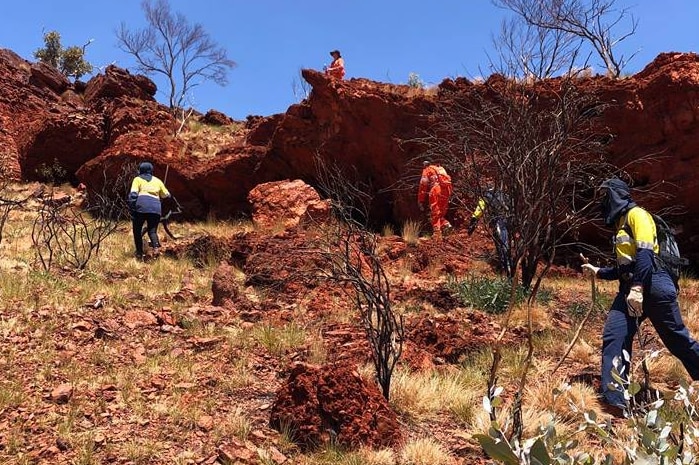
582, 178, 699, 412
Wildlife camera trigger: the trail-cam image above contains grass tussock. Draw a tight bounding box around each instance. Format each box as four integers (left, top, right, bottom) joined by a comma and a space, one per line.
389, 368, 481, 423
401, 220, 422, 245
399, 437, 454, 465
6, 181, 699, 464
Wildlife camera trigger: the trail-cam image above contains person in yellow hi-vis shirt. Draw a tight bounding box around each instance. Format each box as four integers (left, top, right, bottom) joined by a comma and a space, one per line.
582, 178, 699, 415
128, 162, 170, 259
467, 188, 512, 277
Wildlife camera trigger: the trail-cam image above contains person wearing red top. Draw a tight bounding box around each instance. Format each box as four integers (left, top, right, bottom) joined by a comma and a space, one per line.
417, 160, 453, 239
325, 50, 345, 80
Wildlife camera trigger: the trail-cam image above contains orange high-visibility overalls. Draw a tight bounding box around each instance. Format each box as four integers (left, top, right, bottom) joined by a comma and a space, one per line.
417, 164, 453, 236
326, 57, 345, 80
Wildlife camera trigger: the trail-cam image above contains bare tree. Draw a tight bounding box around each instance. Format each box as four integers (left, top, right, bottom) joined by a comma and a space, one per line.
427, 78, 616, 292
116, 0, 236, 111
31, 167, 130, 272
419, 12, 623, 443
493, 14, 582, 80
494, 0, 638, 77
0, 180, 30, 246
314, 156, 404, 400
291, 69, 312, 102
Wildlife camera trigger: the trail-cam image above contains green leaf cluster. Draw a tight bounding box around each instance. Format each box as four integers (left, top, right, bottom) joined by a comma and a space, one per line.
34, 31, 93, 81
448, 274, 528, 314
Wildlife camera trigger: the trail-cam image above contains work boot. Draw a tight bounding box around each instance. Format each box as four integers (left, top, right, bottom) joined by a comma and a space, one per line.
600, 402, 626, 419
442, 222, 453, 236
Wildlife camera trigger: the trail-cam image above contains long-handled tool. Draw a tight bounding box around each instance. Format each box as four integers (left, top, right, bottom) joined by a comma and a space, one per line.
552, 253, 598, 375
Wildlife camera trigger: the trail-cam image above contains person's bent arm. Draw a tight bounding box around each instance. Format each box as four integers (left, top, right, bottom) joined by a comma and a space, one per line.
159, 179, 171, 199
628, 208, 656, 289
597, 266, 619, 281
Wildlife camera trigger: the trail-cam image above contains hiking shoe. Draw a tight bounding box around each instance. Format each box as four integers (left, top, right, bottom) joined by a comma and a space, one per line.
600, 402, 626, 419
134, 252, 144, 261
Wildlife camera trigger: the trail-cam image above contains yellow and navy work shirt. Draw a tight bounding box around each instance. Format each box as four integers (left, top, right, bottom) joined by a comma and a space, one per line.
472, 198, 487, 220
130, 176, 170, 215
598, 206, 658, 289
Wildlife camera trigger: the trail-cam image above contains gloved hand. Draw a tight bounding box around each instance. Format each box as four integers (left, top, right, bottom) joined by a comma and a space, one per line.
626, 285, 644, 317
581, 263, 600, 277
467, 217, 478, 235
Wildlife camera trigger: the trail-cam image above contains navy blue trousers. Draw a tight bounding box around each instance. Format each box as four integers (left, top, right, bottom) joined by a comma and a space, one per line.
132, 212, 161, 256
601, 270, 699, 407
490, 218, 512, 277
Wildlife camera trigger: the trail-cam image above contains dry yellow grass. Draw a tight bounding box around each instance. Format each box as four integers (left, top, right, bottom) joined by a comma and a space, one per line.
399, 437, 455, 465
401, 220, 421, 245
508, 303, 555, 332
389, 368, 481, 423
5, 181, 699, 464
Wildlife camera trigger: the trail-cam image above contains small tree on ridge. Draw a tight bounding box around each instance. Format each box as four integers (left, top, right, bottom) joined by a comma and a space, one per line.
116, 0, 237, 112
34, 31, 93, 81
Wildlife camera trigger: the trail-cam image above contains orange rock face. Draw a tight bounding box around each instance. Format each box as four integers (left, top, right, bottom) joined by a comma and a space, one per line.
2, 47, 699, 260
270, 362, 402, 450
248, 179, 330, 230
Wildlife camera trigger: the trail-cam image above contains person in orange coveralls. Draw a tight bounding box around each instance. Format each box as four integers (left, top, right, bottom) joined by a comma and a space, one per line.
417, 160, 453, 239
325, 50, 345, 80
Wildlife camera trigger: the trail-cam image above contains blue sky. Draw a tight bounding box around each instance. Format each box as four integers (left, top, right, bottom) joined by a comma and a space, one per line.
2, 1, 698, 120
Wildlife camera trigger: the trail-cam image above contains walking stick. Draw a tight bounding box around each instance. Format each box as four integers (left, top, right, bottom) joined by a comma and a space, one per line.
552, 253, 598, 375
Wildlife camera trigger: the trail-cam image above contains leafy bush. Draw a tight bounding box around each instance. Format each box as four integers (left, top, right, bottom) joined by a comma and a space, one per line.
35, 158, 67, 185
407, 72, 425, 89
565, 292, 610, 320
477, 352, 699, 464
34, 31, 93, 80
447, 275, 527, 314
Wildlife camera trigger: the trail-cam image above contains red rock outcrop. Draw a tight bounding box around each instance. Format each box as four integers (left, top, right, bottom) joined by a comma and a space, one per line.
270, 362, 401, 450
248, 179, 331, 230
594, 53, 699, 249
211, 262, 240, 306
3, 47, 699, 260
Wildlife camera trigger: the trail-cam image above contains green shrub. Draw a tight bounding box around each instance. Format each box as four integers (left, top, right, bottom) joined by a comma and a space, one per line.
407, 72, 425, 89
447, 275, 524, 314
478, 354, 699, 464
447, 275, 554, 314
34, 31, 93, 80
35, 158, 67, 184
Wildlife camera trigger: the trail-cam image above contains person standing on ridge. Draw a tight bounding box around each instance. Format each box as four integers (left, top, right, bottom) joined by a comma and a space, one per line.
582, 178, 699, 414
128, 161, 170, 260
467, 187, 513, 277
417, 160, 453, 240
325, 50, 345, 80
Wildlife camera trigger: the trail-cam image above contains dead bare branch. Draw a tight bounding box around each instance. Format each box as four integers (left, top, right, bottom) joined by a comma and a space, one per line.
313, 155, 404, 400
494, 0, 638, 77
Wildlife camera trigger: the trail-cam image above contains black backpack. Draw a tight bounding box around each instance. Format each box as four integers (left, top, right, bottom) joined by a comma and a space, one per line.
623, 211, 688, 284
652, 213, 689, 283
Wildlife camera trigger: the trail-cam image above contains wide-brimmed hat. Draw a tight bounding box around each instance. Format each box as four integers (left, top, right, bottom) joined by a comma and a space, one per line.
329, 50, 341, 57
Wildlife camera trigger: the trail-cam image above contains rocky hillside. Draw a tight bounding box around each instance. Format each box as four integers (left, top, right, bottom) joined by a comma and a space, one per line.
1, 48, 699, 259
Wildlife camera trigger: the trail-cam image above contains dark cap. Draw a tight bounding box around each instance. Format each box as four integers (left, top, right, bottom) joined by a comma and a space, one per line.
139, 161, 153, 174
599, 178, 630, 195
